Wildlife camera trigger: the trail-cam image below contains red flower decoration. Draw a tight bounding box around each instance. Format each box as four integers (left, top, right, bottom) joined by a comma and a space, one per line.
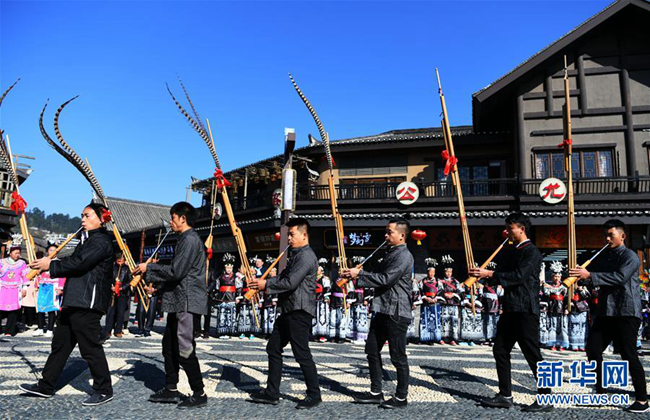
10, 191, 27, 215
214, 168, 231, 189
101, 209, 113, 223
206, 248, 213, 260
441, 150, 458, 176
557, 138, 572, 149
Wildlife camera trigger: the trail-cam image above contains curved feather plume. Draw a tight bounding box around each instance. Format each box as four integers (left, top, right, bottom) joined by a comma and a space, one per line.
0, 79, 20, 110
166, 82, 221, 169
46, 97, 105, 199
39, 101, 86, 182
288, 73, 333, 172
177, 76, 208, 139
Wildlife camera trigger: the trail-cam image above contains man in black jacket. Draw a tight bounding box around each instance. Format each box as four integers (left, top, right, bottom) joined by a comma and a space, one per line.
20, 203, 115, 406
134, 202, 208, 409
569, 219, 648, 414
247, 218, 321, 409
342, 219, 414, 409
469, 212, 552, 413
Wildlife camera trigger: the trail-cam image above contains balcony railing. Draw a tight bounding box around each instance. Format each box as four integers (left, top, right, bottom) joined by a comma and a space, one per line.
297, 178, 519, 201
296, 176, 650, 201
521, 176, 649, 195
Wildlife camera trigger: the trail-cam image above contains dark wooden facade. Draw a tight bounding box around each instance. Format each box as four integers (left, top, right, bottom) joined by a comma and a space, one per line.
185, 0, 650, 276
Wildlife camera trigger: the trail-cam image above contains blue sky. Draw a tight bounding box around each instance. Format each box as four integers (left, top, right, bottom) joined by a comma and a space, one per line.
1, 0, 611, 216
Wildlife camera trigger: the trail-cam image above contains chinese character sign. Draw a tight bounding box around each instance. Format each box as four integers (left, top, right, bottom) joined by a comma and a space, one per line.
539, 177, 567, 204
537, 361, 564, 388
396, 181, 419, 205
347, 232, 372, 247
536, 360, 629, 390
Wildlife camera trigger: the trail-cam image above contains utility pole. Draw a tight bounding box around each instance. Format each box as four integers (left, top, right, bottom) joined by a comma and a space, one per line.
278, 128, 296, 272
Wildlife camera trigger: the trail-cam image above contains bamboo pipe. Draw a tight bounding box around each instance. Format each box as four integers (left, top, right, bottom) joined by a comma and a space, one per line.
27, 227, 84, 280
464, 235, 510, 287
244, 245, 290, 300
563, 243, 609, 287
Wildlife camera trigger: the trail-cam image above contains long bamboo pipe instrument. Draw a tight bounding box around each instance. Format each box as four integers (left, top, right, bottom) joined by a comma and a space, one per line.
244, 245, 291, 300
27, 227, 84, 280
129, 228, 173, 287
563, 243, 609, 288
336, 240, 388, 288
464, 231, 510, 287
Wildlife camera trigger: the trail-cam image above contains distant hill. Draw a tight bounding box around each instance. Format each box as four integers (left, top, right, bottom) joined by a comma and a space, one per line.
26, 207, 81, 234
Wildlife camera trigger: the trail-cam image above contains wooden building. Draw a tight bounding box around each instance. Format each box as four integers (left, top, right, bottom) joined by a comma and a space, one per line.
190, 0, 650, 276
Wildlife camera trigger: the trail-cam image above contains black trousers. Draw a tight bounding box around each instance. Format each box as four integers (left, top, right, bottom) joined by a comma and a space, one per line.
123, 298, 130, 330
104, 296, 128, 334
493, 312, 550, 397
365, 313, 410, 399
0, 310, 18, 335
36, 312, 57, 332
586, 316, 647, 400
39, 308, 112, 395
162, 312, 204, 393
136, 297, 158, 333
22, 307, 36, 326
193, 302, 212, 334
266, 310, 320, 399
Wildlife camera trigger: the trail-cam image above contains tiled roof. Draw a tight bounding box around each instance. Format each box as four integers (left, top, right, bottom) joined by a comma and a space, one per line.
196, 125, 503, 183
100, 197, 171, 234
474, 0, 650, 101
296, 209, 650, 220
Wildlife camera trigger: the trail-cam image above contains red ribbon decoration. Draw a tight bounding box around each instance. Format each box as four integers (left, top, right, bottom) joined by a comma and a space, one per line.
557, 138, 572, 148
441, 150, 458, 176
206, 248, 213, 260
101, 209, 113, 223
214, 169, 231, 189
10, 191, 27, 215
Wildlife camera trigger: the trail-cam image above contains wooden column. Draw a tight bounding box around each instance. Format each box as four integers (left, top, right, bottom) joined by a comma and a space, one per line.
620, 68, 637, 176
516, 94, 527, 177
576, 54, 588, 113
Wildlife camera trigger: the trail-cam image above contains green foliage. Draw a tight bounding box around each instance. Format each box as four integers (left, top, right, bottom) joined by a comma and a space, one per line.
25, 207, 81, 234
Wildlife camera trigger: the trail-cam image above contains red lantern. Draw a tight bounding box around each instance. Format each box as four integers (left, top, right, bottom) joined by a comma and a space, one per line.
274, 232, 281, 241
411, 229, 427, 246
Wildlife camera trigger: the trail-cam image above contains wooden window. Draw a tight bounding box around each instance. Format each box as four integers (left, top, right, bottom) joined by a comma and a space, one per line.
534, 149, 614, 179
338, 155, 407, 177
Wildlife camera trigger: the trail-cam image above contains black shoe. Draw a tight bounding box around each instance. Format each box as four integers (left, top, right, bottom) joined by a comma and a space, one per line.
379, 396, 408, 409
144, 331, 151, 337
481, 394, 513, 408
296, 395, 321, 409
149, 388, 181, 404
248, 391, 279, 405
353, 391, 384, 404
19, 383, 54, 398
627, 401, 650, 413
522, 401, 554, 413
82, 392, 114, 406
177, 392, 207, 409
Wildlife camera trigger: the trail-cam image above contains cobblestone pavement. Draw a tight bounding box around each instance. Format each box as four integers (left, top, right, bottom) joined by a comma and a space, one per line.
1, 323, 649, 419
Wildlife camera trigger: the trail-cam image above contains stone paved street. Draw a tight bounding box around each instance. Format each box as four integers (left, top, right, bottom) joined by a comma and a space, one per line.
1, 321, 649, 419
